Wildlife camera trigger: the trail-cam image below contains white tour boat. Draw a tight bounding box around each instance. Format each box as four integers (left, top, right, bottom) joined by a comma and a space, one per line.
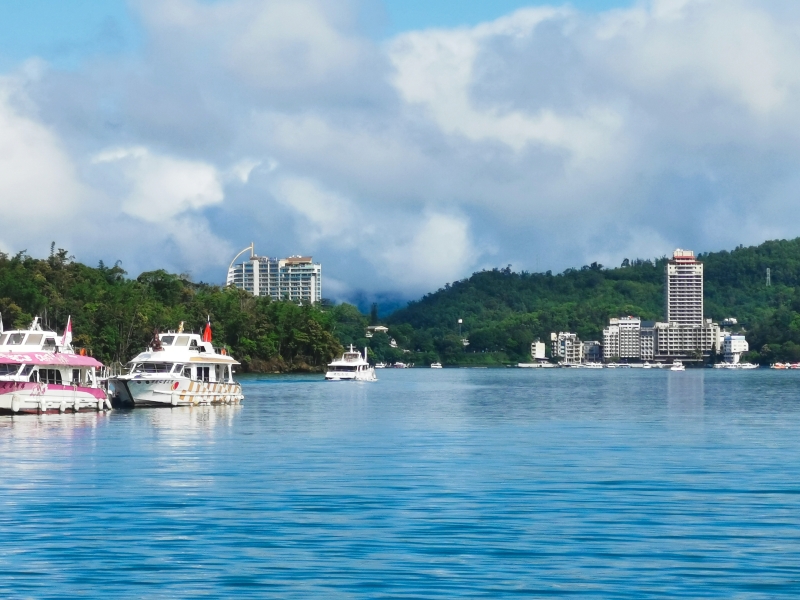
108, 323, 243, 408
325, 346, 376, 381
430, 362, 443, 369
0, 317, 110, 414
670, 360, 686, 371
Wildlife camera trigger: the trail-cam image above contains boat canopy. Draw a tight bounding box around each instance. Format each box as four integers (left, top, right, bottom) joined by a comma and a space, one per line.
0, 352, 104, 368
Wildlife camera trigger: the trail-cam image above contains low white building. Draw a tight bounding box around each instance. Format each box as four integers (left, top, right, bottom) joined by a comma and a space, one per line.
723, 334, 749, 364
531, 340, 547, 361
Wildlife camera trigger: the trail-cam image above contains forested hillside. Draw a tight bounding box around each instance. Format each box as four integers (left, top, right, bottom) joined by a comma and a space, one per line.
0, 248, 345, 372
385, 238, 800, 365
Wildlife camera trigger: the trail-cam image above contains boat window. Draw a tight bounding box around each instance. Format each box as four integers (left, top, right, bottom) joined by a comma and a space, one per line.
72, 369, 80, 384
189, 339, 199, 350
183, 366, 191, 378
26, 334, 43, 346
43, 338, 56, 349
0, 334, 7, 345
7, 333, 25, 345
160, 336, 175, 346
0, 364, 20, 376
334, 366, 357, 372
20, 365, 34, 377
196, 366, 210, 382
39, 369, 62, 385
175, 336, 190, 346
171, 364, 184, 374
29, 369, 38, 382
131, 362, 174, 374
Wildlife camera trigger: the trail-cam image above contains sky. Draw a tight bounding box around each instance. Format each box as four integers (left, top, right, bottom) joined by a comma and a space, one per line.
0, 0, 798, 303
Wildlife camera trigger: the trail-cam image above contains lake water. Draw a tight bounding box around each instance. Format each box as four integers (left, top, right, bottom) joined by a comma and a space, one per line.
1, 368, 800, 598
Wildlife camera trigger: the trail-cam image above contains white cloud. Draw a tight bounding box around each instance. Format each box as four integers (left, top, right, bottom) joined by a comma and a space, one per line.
9, 0, 800, 298
91, 146, 224, 222
0, 76, 88, 227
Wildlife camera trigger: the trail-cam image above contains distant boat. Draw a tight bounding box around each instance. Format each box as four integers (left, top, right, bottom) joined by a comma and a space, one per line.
325, 346, 377, 381
393, 362, 409, 369
430, 362, 443, 369
670, 361, 685, 371
374, 362, 387, 369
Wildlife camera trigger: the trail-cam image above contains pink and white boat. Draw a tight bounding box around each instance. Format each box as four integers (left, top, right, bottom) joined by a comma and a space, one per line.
0, 317, 110, 414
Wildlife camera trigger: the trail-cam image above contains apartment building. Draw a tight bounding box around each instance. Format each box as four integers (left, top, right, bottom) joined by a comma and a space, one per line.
551, 332, 584, 364
227, 248, 322, 304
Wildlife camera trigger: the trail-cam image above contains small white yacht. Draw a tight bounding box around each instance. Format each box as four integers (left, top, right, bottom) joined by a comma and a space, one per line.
109, 324, 243, 408
374, 362, 387, 369
0, 317, 110, 414
430, 362, 443, 369
325, 346, 376, 381
670, 360, 686, 371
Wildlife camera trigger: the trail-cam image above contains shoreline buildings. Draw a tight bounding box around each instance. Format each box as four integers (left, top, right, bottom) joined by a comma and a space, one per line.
600, 249, 726, 363
555, 248, 742, 364
227, 245, 322, 304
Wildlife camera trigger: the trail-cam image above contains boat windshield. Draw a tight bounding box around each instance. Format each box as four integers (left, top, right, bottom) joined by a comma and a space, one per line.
0, 364, 20, 376
331, 366, 357, 372
130, 362, 174, 374
6, 333, 25, 345
161, 336, 175, 346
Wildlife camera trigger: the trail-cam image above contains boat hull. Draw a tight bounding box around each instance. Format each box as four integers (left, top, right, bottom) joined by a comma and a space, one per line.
0, 381, 109, 414
324, 368, 377, 382
109, 377, 244, 408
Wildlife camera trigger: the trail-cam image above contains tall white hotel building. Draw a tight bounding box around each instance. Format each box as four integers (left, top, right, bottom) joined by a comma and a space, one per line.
227, 247, 322, 304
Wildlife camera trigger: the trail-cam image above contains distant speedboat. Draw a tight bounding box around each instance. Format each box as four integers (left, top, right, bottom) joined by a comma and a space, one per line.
393, 362, 409, 369
374, 362, 386, 369
584, 363, 603, 369
430, 362, 443, 369
325, 346, 376, 381
670, 360, 685, 371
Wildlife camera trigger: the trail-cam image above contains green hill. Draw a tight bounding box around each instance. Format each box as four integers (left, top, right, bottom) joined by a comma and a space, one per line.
384, 238, 800, 365
0, 248, 344, 372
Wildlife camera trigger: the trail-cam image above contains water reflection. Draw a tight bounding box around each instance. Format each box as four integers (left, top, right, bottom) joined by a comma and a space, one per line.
667, 370, 705, 416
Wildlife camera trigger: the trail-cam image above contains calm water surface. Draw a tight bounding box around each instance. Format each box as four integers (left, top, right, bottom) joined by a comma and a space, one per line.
1, 369, 800, 598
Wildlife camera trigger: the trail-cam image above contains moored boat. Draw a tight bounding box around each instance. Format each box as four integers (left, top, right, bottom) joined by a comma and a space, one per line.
0, 317, 110, 414
670, 360, 685, 371
108, 322, 243, 408
430, 362, 443, 368
325, 346, 376, 381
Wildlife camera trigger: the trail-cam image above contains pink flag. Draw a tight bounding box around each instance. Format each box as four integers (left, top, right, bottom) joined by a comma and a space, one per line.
61, 316, 72, 347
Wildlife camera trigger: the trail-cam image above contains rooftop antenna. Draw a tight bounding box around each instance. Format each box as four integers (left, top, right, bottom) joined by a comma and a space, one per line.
766, 267, 771, 287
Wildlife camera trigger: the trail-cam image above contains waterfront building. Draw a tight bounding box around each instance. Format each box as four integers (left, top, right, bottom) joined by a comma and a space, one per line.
654, 319, 720, 359
723, 334, 749, 364
227, 246, 322, 304
640, 321, 655, 361
603, 317, 641, 361
531, 340, 547, 361
583, 341, 602, 363
551, 332, 583, 364
666, 249, 704, 326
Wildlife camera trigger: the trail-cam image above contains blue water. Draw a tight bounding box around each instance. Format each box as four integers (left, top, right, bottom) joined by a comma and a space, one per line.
1, 369, 800, 598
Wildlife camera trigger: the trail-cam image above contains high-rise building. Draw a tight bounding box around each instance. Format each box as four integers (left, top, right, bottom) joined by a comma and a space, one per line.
227, 246, 322, 304
666, 249, 704, 326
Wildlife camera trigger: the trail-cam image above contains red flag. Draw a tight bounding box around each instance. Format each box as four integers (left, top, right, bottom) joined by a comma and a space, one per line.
202, 321, 212, 343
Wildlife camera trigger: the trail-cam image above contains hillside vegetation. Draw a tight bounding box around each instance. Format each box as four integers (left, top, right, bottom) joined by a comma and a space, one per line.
0, 248, 344, 372
384, 238, 800, 365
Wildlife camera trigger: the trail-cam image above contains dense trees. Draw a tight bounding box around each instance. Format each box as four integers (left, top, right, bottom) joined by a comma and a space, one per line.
0, 250, 342, 372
